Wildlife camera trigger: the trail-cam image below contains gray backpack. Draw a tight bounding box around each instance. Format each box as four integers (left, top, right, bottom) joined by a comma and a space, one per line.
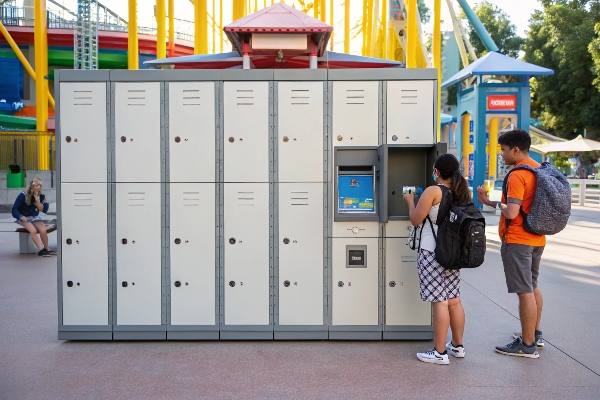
502, 162, 571, 235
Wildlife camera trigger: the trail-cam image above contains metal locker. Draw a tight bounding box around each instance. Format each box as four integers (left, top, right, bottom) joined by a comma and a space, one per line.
331, 238, 379, 326
169, 183, 216, 326
223, 82, 270, 183
278, 183, 324, 326
115, 183, 162, 325
385, 238, 431, 326
332, 81, 380, 147
386, 80, 435, 145
114, 82, 162, 183
61, 183, 108, 325
277, 82, 324, 182
223, 183, 270, 326
59, 82, 107, 183
168, 82, 216, 183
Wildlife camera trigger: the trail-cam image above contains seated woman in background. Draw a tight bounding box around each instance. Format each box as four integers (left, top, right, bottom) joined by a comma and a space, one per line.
12, 178, 55, 257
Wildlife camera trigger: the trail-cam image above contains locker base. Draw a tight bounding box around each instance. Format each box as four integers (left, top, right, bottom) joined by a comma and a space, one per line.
113, 325, 166, 340
328, 326, 382, 340
58, 325, 112, 341
167, 326, 219, 340
219, 325, 273, 340
383, 325, 434, 340
274, 326, 328, 340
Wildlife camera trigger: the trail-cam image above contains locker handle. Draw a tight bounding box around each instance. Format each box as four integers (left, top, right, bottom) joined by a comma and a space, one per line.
283, 136, 289, 143
389, 281, 396, 288
174, 281, 181, 287
283, 238, 290, 244
229, 238, 236, 245
120, 136, 127, 143
122, 281, 128, 287
174, 136, 181, 143
229, 281, 235, 287
65, 136, 72, 143
121, 238, 127, 244
228, 137, 235, 143
66, 238, 72, 245
174, 238, 181, 245
283, 280, 290, 287
67, 281, 73, 287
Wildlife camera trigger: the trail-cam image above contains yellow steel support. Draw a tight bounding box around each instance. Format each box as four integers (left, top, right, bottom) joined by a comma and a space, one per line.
195, 0, 208, 54
462, 114, 472, 176
128, 0, 139, 69
212, 0, 216, 52
168, 0, 175, 57
314, 0, 319, 19
156, 0, 166, 59
361, 0, 368, 55
34, 0, 49, 170
381, 0, 387, 59
406, 0, 417, 68
220, 0, 224, 53
344, 0, 350, 54
320, 0, 327, 23
433, 0, 441, 141
0, 22, 54, 110
329, 0, 334, 50
488, 118, 499, 181
233, 0, 244, 22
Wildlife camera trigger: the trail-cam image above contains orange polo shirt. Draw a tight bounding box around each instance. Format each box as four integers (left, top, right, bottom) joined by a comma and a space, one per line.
498, 158, 547, 247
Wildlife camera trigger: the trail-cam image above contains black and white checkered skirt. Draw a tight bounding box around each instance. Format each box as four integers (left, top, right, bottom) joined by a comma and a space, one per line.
417, 249, 461, 302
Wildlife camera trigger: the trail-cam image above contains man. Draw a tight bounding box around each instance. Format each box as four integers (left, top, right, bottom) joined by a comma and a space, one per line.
477, 129, 544, 359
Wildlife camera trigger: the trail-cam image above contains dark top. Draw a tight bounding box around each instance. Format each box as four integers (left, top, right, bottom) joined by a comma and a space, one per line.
11, 192, 49, 220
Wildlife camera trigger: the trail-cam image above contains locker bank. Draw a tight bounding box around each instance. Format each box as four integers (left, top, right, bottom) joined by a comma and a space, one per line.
56, 67, 444, 341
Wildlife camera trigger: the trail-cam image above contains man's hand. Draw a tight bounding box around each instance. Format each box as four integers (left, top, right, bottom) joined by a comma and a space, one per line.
476, 185, 492, 207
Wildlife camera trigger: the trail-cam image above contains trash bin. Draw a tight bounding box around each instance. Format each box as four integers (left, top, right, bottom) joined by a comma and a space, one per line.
6, 164, 25, 188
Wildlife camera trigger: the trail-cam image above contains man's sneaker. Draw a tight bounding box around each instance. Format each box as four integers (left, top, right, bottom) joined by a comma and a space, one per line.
496, 337, 539, 358
446, 341, 465, 358
37, 249, 51, 257
513, 331, 544, 348
417, 349, 450, 365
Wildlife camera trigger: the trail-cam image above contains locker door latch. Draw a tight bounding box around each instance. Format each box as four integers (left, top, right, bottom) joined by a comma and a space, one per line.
174, 136, 181, 143
174, 281, 181, 287
121, 238, 127, 244
174, 238, 181, 244
122, 281, 128, 287
229, 237, 236, 245
283, 280, 290, 287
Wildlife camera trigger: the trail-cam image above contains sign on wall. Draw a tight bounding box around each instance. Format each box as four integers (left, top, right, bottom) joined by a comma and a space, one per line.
487, 95, 517, 111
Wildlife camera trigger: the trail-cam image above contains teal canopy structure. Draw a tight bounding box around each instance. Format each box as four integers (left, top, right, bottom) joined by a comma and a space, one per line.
441, 52, 554, 88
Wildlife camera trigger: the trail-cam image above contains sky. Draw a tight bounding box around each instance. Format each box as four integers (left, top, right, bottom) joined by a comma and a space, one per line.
36, 0, 543, 52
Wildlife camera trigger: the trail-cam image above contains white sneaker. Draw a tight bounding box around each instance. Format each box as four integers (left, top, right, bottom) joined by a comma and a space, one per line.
417, 349, 450, 365
446, 341, 465, 358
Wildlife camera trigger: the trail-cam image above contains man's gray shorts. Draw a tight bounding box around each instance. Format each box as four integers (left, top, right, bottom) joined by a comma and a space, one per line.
500, 242, 545, 294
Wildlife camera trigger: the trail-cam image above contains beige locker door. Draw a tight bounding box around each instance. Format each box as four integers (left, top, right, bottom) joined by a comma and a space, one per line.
331, 238, 379, 326
386, 80, 435, 145
278, 183, 324, 326
168, 82, 216, 183
385, 238, 431, 326
114, 82, 162, 183
61, 183, 108, 325
169, 183, 216, 325
115, 183, 162, 325
60, 82, 107, 183
223, 183, 270, 325
223, 82, 270, 183
332, 81, 380, 147
277, 82, 324, 182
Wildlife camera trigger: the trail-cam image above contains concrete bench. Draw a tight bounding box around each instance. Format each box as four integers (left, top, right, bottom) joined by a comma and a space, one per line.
0, 219, 57, 254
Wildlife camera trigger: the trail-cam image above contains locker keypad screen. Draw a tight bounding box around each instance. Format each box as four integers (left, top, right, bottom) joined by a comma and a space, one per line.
338, 175, 375, 213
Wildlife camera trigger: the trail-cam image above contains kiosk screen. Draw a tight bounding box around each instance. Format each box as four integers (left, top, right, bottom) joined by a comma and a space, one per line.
338, 175, 375, 213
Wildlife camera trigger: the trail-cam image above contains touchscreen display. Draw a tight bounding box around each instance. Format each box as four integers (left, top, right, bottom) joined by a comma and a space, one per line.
338, 175, 375, 213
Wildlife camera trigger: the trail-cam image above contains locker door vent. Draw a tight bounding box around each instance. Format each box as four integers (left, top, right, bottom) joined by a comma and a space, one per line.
289, 191, 309, 206
127, 192, 146, 206
236, 89, 254, 105
237, 191, 255, 206
127, 89, 147, 106
73, 192, 93, 206
345, 89, 365, 105
182, 192, 200, 206
182, 89, 201, 106
72, 90, 93, 106
399, 89, 419, 105
290, 89, 310, 105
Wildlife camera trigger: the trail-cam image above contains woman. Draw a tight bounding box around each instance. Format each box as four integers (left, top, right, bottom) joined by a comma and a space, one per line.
403, 154, 469, 365
12, 178, 55, 257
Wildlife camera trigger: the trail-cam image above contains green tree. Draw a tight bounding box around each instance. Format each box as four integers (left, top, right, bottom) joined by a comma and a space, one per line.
524, 0, 600, 139
461, 1, 524, 58
418, 0, 431, 24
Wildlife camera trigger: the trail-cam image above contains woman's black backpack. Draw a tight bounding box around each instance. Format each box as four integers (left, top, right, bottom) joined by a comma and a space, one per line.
426, 185, 486, 270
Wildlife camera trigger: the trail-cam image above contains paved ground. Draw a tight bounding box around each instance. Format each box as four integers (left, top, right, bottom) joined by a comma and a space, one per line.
1, 206, 599, 399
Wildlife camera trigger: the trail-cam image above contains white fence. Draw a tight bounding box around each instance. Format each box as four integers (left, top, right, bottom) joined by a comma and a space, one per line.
571, 180, 600, 207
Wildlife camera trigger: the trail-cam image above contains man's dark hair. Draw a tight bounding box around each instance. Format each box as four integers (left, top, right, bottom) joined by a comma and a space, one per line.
498, 129, 531, 152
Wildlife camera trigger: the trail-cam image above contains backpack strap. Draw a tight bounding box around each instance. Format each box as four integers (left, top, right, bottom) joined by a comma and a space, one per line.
426, 215, 436, 242
436, 184, 453, 225
501, 164, 535, 230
